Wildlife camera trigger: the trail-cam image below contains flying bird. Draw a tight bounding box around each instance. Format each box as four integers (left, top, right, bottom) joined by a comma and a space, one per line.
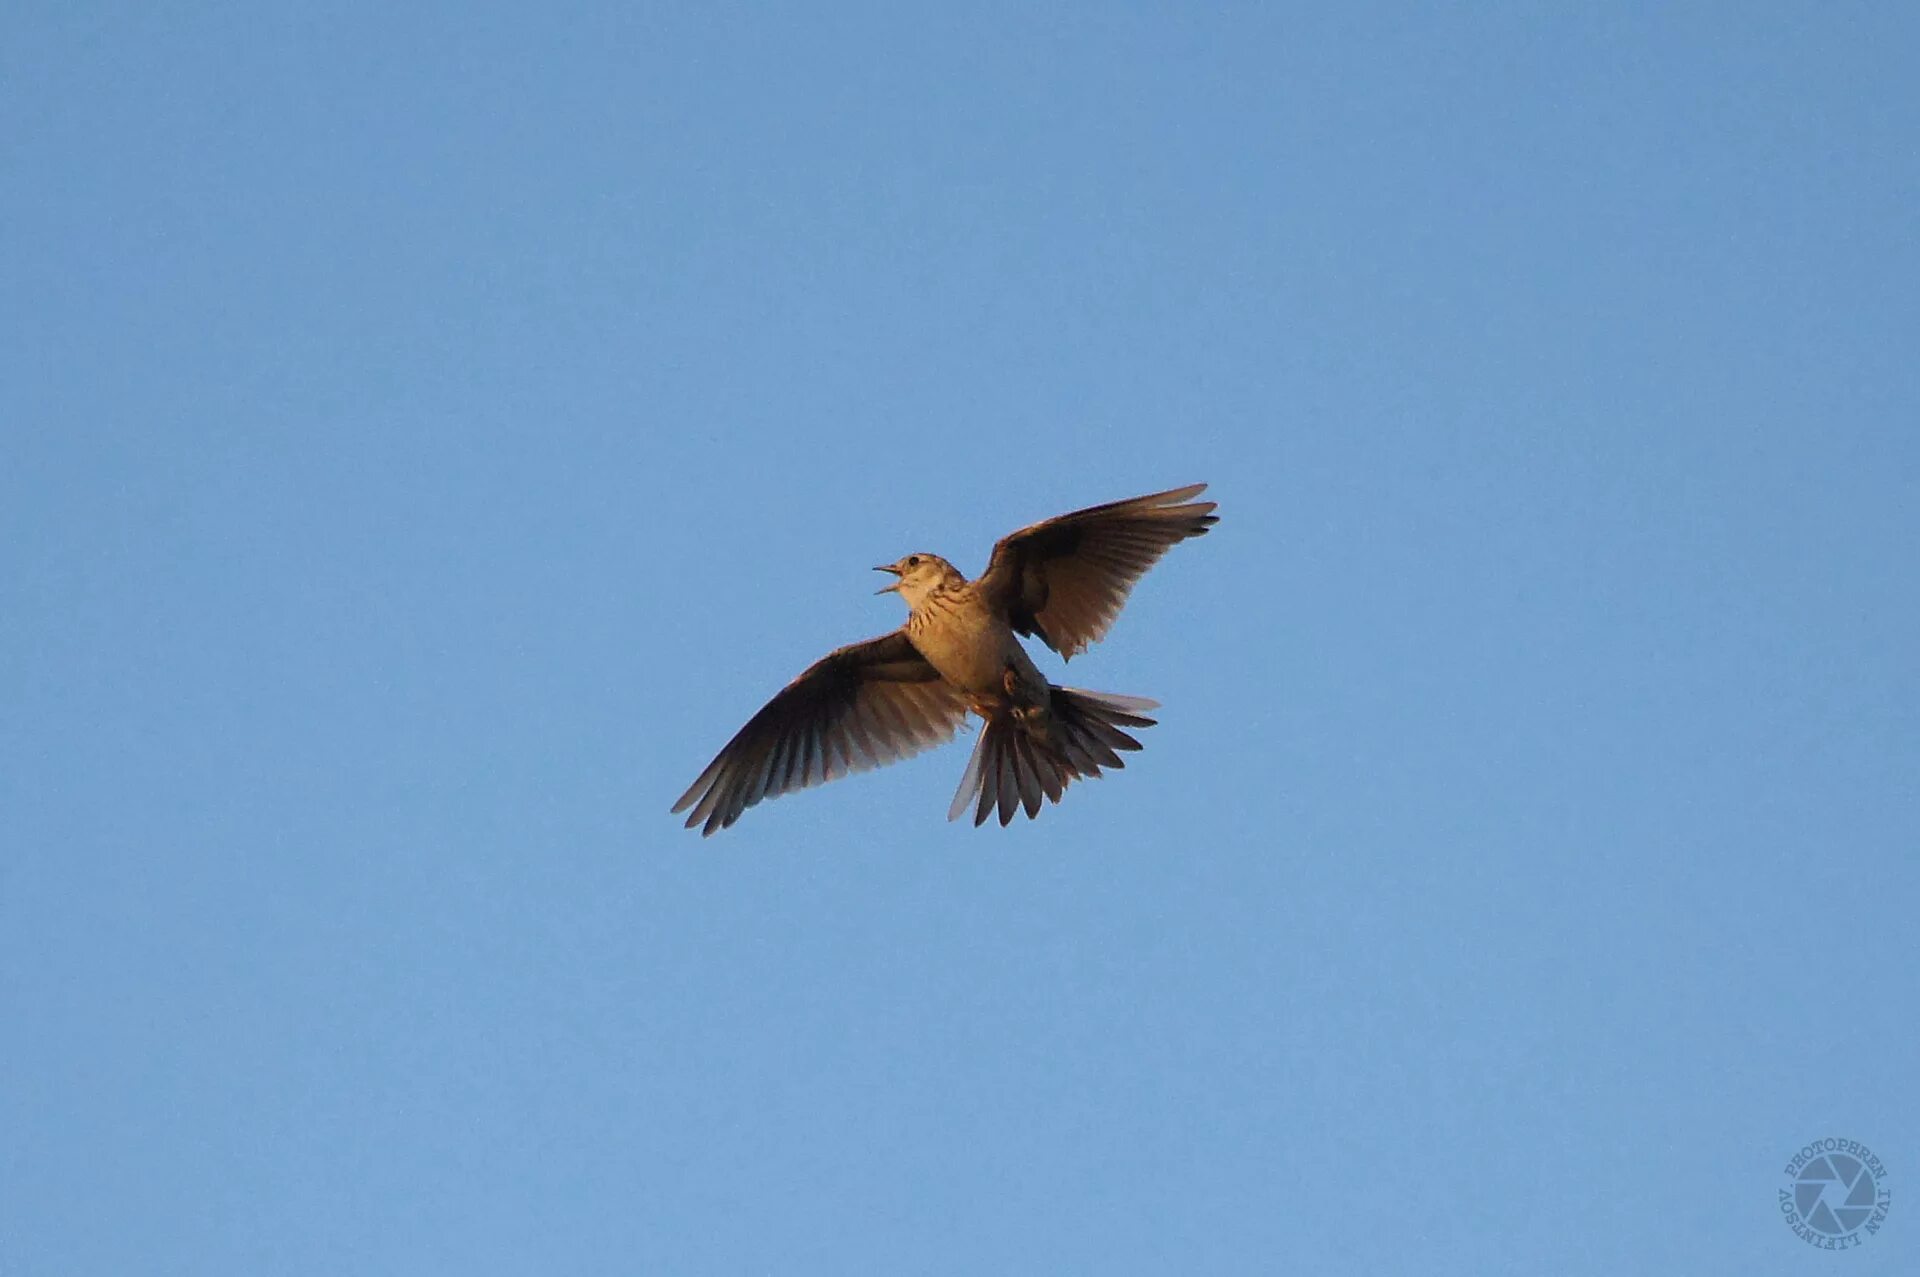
672, 484, 1218, 834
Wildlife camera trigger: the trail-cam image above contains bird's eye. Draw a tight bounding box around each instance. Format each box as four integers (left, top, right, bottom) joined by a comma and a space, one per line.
907, 555, 921, 568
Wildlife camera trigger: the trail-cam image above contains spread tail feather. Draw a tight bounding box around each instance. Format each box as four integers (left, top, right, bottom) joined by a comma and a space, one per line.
947, 688, 1159, 826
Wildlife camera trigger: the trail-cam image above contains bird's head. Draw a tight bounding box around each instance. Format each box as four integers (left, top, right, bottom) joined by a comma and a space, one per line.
874, 553, 963, 608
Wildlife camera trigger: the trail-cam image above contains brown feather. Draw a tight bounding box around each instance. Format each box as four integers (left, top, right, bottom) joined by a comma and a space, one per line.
671, 631, 969, 835
977, 484, 1217, 659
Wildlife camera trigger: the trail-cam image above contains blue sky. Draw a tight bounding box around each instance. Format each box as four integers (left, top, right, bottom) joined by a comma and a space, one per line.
4, 4, 1916, 1273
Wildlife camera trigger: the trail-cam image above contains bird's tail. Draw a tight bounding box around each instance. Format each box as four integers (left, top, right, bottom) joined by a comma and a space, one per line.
947, 687, 1160, 826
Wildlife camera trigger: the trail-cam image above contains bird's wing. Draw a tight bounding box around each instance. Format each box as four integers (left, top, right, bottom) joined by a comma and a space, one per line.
976, 483, 1218, 659
672, 630, 969, 836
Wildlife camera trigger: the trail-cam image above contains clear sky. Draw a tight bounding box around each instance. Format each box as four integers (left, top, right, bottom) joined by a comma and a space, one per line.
5, 4, 1916, 1274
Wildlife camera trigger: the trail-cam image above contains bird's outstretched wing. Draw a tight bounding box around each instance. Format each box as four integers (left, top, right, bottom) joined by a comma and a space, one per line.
976, 483, 1218, 659
672, 631, 968, 836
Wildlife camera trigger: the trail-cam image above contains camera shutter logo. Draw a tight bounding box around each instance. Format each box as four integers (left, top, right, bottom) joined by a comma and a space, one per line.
1780, 1138, 1891, 1250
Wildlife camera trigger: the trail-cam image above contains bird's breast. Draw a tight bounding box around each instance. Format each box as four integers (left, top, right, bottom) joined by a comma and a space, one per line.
907, 593, 1037, 698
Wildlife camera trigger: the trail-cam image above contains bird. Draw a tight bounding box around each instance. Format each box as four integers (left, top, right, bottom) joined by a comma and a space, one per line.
672, 483, 1218, 835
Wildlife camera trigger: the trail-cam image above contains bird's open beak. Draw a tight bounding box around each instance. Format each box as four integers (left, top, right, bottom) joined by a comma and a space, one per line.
874, 565, 902, 594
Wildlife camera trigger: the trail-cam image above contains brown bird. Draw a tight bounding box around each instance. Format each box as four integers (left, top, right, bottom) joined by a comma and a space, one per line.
672, 484, 1218, 835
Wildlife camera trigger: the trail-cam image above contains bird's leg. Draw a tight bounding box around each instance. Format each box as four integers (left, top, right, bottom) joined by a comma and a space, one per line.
965, 665, 1029, 721
1004, 663, 1053, 738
